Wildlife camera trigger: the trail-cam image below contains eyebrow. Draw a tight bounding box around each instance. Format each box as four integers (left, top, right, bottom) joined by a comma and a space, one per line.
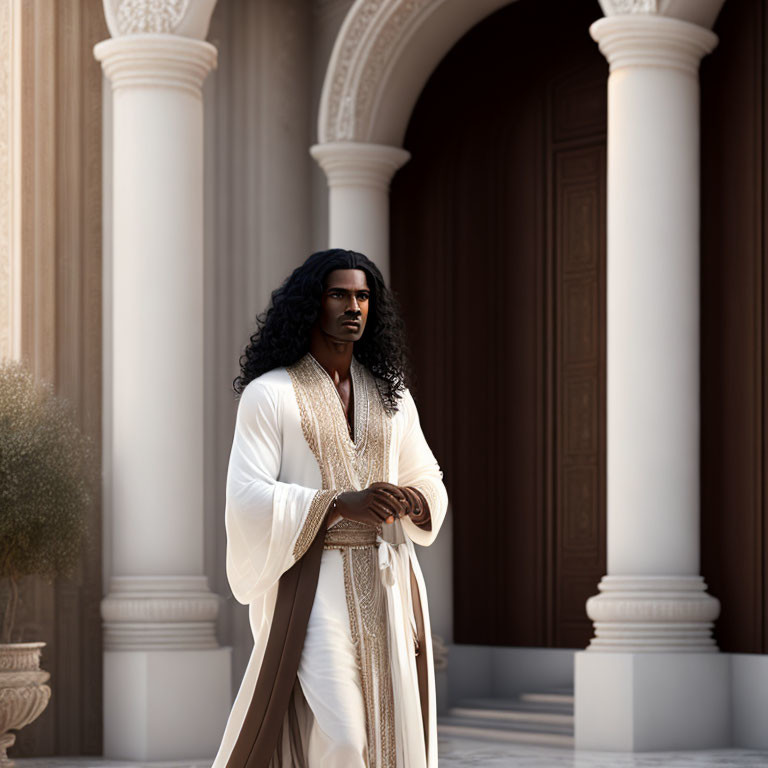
325, 286, 370, 293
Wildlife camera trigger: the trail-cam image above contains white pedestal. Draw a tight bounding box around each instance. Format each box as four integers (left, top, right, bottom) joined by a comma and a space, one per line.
732, 654, 768, 749
575, 651, 730, 751
104, 647, 232, 761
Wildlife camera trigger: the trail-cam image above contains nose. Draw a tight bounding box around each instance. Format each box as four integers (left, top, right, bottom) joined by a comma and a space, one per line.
347, 295, 360, 314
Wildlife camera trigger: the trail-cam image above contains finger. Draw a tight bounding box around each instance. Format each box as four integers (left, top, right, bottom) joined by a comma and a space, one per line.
379, 491, 410, 514
374, 500, 402, 523
370, 488, 407, 515
369, 499, 396, 521
376, 504, 404, 522
383, 497, 408, 518
369, 491, 400, 514
365, 496, 390, 517
369, 480, 401, 496
388, 496, 409, 517
372, 482, 408, 504
405, 487, 426, 516
401, 486, 419, 514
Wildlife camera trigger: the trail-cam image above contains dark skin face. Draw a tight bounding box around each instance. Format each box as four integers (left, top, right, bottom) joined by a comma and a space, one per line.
309, 268, 370, 400
309, 268, 413, 527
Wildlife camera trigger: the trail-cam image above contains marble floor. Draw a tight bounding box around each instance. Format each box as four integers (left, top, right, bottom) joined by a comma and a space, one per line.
10, 737, 768, 767
437, 737, 768, 766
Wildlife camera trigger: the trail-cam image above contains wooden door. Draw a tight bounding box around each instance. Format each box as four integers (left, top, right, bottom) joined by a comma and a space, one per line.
700, 0, 768, 654
390, 0, 607, 648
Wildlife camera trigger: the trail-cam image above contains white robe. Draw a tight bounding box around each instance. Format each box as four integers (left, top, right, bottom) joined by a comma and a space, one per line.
211, 353, 448, 768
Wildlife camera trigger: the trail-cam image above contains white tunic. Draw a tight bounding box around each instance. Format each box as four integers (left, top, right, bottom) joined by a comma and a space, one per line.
211, 353, 448, 768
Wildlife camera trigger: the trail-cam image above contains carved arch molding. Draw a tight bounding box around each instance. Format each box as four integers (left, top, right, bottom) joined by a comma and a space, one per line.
317, 0, 724, 147
317, 0, 514, 146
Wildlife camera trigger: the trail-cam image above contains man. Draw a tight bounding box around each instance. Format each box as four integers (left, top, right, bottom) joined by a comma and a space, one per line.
212, 249, 448, 767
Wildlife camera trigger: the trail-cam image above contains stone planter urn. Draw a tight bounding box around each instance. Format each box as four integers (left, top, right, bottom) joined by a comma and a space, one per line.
0, 642, 51, 767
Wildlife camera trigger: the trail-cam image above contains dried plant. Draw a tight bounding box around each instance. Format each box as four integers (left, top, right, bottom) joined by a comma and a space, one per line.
0, 360, 95, 644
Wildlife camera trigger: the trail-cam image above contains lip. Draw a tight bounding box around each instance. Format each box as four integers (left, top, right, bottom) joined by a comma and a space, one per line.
341, 320, 361, 328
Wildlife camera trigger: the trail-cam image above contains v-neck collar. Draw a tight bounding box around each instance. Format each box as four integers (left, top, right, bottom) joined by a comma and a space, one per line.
286, 351, 392, 494
306, 352, 360, 446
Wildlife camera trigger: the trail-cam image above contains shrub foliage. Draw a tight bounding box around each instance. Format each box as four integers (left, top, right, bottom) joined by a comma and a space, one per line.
0, 360, 95, 643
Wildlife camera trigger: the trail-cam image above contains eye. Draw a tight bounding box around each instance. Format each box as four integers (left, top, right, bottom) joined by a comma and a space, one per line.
358, 293, 370, 301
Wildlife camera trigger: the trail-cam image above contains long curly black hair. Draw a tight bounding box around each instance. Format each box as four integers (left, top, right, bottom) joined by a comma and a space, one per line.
233, 248, 413, 415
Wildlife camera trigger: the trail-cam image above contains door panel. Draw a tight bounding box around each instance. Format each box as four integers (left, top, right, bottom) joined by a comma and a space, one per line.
390, 0, 607, 647
700, 0, 768, 654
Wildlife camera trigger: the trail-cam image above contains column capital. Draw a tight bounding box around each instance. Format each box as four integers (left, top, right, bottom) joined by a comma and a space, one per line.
598, 0, 725, 29
102, 0, 217, 39
94, 34, 217, 97
310, 141, 411, 191
590, 14, 718, 74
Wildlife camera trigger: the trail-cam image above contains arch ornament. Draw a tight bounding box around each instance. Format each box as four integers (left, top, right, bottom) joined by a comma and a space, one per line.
317, 0, 514, 147
317, 0, 725, 147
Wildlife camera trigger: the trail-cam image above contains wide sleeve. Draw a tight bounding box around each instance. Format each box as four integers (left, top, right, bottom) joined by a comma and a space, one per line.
224, 378, 336, 605
396, 387, 448, 547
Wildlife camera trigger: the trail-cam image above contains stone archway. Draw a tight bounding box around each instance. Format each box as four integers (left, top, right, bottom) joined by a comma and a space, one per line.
311, 1, 520, 714
316, 0, 514, 147
310, 0, 515, 276
313, 0, 733, 753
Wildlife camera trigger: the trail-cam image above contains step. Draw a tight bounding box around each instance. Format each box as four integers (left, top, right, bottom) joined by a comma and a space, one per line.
437, 721, 574, 748
520, 690, 574, 706
440, 712, 573, 737
452, 696, 573, 716
449, 705, 573, 728
439, 689, 576, 748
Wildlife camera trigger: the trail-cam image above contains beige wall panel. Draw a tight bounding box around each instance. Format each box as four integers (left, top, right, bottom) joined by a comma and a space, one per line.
9, 0, 107, 756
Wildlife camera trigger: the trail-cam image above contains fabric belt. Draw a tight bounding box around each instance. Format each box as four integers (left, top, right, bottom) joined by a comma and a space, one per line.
323, 520, 380, 549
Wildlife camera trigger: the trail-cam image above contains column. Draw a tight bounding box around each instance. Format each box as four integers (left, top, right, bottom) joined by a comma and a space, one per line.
575, 8, 728, 751
95, 1, 231, 760
310, 141, 410, 282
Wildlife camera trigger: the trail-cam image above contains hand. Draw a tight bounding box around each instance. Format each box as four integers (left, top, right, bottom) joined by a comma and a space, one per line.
370, 482, 427, 522
336, 483, 408, 526
367, 482, 415, 524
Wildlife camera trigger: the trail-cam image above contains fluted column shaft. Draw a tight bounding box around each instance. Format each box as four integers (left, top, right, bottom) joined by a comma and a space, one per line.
95, 24, 230, 761
575, 8, 730, 753
95, 32, 219, 651
311, 141, 410, 279
585, 14, 721, 653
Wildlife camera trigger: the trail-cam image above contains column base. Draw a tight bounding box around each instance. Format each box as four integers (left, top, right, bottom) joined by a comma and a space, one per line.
586, 575, 721, 651
101, 575, 221, 650
574, 650, 730, 751
104, 647, 232, 761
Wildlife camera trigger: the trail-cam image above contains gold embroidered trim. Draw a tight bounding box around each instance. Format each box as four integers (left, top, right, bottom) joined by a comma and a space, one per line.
288, 365, 332, 491
286, 353, 392, 492
343, 547, 397, 768
292, 489, 336, 560
286, 353, 396, 766
324, 519, 379, 549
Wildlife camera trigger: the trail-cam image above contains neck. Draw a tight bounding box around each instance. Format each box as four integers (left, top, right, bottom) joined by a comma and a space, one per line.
308, 328, 354, 383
